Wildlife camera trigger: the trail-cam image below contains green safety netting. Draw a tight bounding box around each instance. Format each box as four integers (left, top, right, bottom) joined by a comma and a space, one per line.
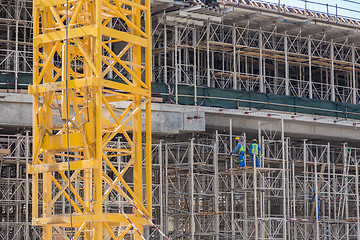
151, 82, 360, 120
0, 73, 32, 89
1, 73, 360, 120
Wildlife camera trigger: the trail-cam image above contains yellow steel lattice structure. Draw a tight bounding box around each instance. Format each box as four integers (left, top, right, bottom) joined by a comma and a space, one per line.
29, 0, 152, 238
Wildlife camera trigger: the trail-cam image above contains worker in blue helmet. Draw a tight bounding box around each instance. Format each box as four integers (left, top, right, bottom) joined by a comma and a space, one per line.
249, 139, 261, 167
229, 137, 246, 168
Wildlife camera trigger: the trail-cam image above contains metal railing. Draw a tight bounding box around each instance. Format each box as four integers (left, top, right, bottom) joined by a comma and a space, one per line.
236, 0, 360, 25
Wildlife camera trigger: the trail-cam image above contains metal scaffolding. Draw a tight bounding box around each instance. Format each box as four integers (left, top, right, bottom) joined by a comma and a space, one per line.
0, 134, 163, 240
1, 0, 360, 239
0, 133, 42, 240
0, 0, 33, 91
164, 139, 218, 239
152, 12, 360, 105
159, 119, 360, 239
1, 122, 360, 239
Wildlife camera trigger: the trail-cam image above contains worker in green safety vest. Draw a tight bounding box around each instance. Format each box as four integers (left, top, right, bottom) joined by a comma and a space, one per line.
229, 137, 246, 167
312, 188, 321, 220
249, 139, 261, 167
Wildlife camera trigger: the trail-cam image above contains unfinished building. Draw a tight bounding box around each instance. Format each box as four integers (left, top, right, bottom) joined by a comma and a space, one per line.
1, 0, 360, 239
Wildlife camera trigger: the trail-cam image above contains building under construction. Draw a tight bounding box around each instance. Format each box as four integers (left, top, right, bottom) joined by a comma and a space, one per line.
1, 0, 360, 239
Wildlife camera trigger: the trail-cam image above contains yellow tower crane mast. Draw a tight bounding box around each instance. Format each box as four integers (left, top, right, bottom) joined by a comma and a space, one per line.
29, 0, 152, 238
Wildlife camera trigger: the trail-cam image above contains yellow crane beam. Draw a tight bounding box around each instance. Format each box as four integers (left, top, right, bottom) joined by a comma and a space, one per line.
29, 0, 152, 238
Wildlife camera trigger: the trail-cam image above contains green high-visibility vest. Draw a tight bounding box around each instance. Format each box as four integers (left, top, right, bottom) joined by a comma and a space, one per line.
239, 145, 245, 154
251, 143, 259, 156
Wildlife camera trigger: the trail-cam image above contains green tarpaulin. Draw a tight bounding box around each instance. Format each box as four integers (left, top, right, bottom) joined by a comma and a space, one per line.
152, 82, 360, 120
1, 73, 359, 120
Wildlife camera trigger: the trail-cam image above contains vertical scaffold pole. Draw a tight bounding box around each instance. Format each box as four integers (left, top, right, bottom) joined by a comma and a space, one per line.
355, 150, 360, 239
25, 131, 29, 240
190, 138, 195, 239
254, 121, 260, 240
285, 32, 289, 96
159, 140, 164, 240
233, 23, 237, 90
229, 119, 235, 239
352, 44, 357, 104
259, 28, 264, 93
214, 131, 220, 240
281, 118, 287, 239
308, 36, 313, 99
330, 39, 335, 101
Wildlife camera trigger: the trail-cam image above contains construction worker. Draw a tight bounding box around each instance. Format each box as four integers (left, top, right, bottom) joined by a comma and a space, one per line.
229, 137, 246, 168
249, 139, 261, 167
312, 188, 321, 220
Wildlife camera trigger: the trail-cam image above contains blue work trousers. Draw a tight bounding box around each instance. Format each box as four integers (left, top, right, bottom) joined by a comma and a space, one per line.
238, 154, 245, 167
250, 154, 260, 167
